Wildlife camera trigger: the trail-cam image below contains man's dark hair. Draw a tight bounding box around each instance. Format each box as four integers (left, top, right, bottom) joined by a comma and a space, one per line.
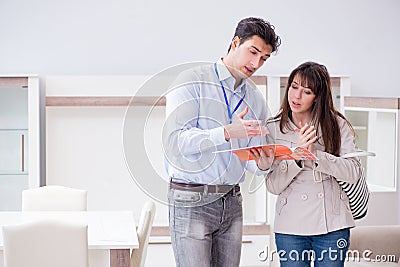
228, 17, 281, 54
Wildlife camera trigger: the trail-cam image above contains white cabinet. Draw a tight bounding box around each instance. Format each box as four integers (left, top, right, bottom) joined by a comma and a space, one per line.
344, 97, 400, 225
240, 235, 271, 266
344, 97, 399, 192
0, 75, 41, 210
0, 130, 28, 174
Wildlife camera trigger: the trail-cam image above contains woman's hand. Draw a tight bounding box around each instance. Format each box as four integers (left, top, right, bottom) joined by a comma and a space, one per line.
297, 122, 317, 154
249, 148, 275, 171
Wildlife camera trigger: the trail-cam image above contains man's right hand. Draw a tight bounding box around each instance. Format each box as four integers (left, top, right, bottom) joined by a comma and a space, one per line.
224, 106, 269, 141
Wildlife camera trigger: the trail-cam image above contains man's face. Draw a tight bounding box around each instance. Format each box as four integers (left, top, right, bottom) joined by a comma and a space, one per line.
229, 35, 273, 78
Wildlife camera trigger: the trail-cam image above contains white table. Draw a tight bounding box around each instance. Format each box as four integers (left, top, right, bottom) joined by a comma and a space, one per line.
0, 211, 138, 267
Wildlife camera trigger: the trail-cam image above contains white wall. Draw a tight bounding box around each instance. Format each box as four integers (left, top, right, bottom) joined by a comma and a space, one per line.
0, 0, 399, 97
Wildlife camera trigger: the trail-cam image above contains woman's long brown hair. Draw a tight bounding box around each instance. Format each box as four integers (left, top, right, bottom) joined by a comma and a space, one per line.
274, 62, 353, 156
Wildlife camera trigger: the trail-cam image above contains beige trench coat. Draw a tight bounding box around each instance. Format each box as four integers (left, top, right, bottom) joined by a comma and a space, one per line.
265, 116, 362, 235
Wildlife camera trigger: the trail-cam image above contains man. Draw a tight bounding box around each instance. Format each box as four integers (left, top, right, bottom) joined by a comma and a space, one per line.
164, 17, 281, 266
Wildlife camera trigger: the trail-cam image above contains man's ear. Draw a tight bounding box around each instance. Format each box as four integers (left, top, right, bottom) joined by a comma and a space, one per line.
231, 36, 240, 51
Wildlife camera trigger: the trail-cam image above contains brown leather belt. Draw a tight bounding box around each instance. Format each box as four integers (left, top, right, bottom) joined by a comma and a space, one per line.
170, 181, 240, 194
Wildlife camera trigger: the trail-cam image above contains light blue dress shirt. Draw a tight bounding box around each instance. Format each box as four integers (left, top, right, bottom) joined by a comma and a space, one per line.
164, 59, 268, 185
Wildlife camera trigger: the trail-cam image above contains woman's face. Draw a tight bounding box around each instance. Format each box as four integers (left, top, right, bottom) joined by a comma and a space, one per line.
288, 74, 316, 115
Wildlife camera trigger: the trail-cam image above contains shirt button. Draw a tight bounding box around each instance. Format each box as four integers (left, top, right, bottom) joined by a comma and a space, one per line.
301, 194, 308, 201
317, 192, 324, 198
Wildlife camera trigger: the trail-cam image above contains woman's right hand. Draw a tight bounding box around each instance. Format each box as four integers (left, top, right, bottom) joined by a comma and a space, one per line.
297, 123, 317, 154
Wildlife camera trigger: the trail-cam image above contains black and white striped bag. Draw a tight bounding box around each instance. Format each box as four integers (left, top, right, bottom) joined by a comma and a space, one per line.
338, 151, 374, 220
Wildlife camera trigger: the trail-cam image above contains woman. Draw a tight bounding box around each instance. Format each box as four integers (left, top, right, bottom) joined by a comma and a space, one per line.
252, 61, 362, 266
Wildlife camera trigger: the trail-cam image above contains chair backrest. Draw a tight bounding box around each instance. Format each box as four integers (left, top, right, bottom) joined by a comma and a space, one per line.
130, 200, 156, 267
22, 185, 87, 211
2, 220, 89, 267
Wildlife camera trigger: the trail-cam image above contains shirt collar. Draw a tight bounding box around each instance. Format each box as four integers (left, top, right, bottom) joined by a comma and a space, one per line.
215, 58, 246, 93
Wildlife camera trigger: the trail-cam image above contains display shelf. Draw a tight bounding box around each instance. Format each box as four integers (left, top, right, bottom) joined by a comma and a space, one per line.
0, 173, 28, 176
344, 96, 400, 109
0, 128, 28, 131
45, 96, 166, 107
0, 75, 40, 210
344, 96, 399, 192
0, 77, 28, 88
44, 75, 266, 107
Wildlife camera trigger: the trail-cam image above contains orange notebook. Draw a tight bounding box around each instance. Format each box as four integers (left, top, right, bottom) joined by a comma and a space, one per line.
214, 144, 318, 161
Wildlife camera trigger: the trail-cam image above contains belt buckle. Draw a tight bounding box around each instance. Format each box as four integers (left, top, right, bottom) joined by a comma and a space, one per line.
229, 185, 238, 196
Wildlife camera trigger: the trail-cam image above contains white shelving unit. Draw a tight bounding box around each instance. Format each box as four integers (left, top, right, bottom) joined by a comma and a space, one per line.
0, 75, 41, 210
344, 96, 400, 225
344, 97, 399, 192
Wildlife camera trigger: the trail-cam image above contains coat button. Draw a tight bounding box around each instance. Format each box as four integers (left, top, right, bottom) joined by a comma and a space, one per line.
279, 163, 287, 172
317, 192, 324, 198
301, 194, 308, 200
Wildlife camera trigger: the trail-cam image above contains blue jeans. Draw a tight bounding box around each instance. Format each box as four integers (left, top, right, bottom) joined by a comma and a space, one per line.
168, 186, 243, 267
275, 228, 350, 267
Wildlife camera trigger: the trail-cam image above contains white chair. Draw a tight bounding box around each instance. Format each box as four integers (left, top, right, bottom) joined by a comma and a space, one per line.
22, 185, 87, 211
130, 200, 156, 267
2, 220, 89, 267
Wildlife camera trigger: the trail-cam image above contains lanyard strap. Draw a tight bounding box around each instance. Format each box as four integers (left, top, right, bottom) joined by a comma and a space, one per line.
214, 63, 246, 124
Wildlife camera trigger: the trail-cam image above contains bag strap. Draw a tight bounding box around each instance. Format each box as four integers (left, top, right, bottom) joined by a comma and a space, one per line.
340, 150, 376, 159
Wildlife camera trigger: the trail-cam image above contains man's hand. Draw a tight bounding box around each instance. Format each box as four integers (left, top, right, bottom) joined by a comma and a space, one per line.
224, 106, 269, 141
249, 148, 275, 171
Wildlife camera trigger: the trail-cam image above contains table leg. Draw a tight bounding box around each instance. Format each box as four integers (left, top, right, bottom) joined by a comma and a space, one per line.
110, 249, 130, 267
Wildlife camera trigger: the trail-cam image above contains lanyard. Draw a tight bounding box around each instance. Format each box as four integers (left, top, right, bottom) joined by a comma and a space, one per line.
214, 63, 246, 124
